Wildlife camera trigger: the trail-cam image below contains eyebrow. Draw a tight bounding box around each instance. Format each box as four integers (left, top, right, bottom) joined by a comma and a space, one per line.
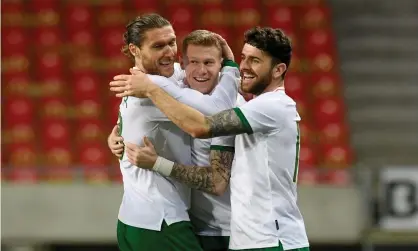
242, 54, 263, 62
151, 37, 176, 46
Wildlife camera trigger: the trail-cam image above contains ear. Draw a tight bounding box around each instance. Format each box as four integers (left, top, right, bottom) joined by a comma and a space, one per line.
128, 43, 140, 58
272, 63, 287, 79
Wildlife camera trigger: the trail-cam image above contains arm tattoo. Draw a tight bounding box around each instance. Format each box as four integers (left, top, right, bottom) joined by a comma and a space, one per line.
170, 150, 234, 194
206, 109, 251, 137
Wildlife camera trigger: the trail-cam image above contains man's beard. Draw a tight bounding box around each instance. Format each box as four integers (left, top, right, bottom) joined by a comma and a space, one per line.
243, 73, 272, 96
141, 58, 161, 75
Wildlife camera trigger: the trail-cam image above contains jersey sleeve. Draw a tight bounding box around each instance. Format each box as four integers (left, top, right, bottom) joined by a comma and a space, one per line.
210, 136, 235, 152
232, 94, 300, 134
147, 62, 239, 117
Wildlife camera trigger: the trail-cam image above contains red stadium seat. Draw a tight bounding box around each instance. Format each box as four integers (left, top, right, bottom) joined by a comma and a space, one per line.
297, 167, 320, 185
284, 73, 307, 101
310, 72, 341, 99
131, 0, 160, 12
78, 143, 110, 183
231, 0, 258, 9
7, 143, 39, 168
2, 0, 25, 27
2, 53, 30, 76
68, 29, 95, 50
69, 52, 96, 73
288, 51, 303, 72
2, 73, 31, 97
75, 119, 106, 142
233, 9, 260, 28
101, 27, 125, 56
38, 77, 66, 97
2, 27, 27, 56
41, 145, 74, 182
33, 27, 61, 50
109, 97, 122, 124
313, 97, 345, 127
295, 99, 308, 121
320, 143, 353, 168
299, 143, 318, 168
309, 52, 336, 73
266, 6, 294, 32
3, 97, 34, 125
8, 168, 39, 183
317, 122, 349, 145
304, 28, 336, 58
166, 5, 195, 31
74, 98, 101, 120
298, 4, 331, 29
64, 4, 94, 31
299, 122, 316, 145
71, 72, 101, 101
102, 54, 132, 81
40, 119, 71, 149
4, 123, 36, 145
34, 52, 64, 79
322, 169, 351, 185
97, 6, 126, 28
39, 97, 68, 119
29, 0, 58, 11
200, 8, 229, 27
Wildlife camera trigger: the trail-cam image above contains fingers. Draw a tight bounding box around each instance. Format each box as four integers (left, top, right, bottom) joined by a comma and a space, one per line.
212, 33, 226, 44
111, 125, 119, 134
113, 75, 130, 81
143, 136, 154, 148
130, 68, 144, 75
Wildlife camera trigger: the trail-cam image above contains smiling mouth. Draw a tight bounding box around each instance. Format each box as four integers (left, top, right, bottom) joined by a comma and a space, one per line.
193, 77, 210, 82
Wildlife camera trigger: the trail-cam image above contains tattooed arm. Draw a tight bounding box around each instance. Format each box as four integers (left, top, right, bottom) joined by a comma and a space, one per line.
125, 138, 234, 196
170, 149, 234, 196
146, 86, 252, 138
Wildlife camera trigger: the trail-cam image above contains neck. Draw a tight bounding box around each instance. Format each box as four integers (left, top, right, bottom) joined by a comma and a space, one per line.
260, 79, 284, 95
135, 60, 147, 73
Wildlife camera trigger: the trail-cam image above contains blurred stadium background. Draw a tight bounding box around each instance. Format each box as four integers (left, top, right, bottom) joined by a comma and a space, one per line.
1, 0, 417, 250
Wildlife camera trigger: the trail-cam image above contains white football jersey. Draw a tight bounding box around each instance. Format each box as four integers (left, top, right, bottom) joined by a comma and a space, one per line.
117, 64, 240, 231
228, 89, 309, 250
189, 95, 245, 237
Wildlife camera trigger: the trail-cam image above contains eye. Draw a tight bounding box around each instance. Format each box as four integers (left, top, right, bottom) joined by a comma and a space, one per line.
190, 60, 198, 64
252, 58, 260, 64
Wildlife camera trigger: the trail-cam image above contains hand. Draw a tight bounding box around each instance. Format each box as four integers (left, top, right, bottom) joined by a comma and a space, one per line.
109, 69, 154, 98
125, 137, 158, 169
212, 33, 234, 61
108, 125, 124, 158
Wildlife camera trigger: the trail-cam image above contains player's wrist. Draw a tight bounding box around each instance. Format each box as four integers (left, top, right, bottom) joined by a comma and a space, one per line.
145, 84, 159, 98
222, 59, 239, 68
152, 156, 174, 176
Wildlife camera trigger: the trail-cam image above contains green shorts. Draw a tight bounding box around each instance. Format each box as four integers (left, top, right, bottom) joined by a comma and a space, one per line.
117, 219, 203, 251
197, 235, 230, 251
229, 241, 310, 251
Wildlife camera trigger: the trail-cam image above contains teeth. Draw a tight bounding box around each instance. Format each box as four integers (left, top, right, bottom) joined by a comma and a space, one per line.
194, 77, 209, 82
160, 61, 171, 66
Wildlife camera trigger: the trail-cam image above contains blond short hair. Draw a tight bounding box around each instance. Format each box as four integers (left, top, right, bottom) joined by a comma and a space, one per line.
182, 30, 222, 57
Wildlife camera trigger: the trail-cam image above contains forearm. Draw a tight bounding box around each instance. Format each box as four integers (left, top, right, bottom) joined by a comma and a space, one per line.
146, 86, 211, 138
170, 163, 218, 194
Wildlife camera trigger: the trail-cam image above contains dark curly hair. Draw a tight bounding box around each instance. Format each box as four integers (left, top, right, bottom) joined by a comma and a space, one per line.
244, 27, 292, 78
121, 13, 171, 61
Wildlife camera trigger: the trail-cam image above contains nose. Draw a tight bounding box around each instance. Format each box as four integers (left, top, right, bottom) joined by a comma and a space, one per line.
239, 59, 250, 72
197, 64, 208, 75
163, 45, 175, 57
